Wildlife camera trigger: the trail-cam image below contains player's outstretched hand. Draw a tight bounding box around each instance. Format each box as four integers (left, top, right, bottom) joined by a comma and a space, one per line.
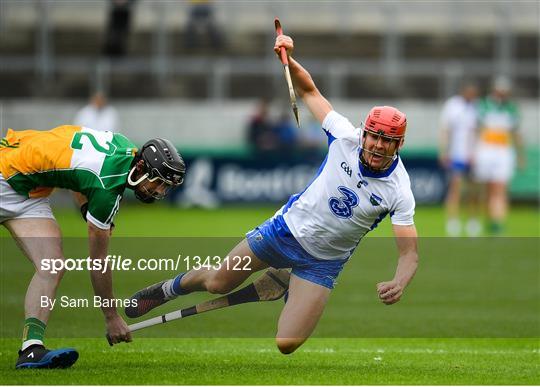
376, 280, 403, 305
106, 314, 132, 345
274, 35, 294, 58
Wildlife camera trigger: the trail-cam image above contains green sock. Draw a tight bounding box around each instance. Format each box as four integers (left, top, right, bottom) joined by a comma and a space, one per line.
22, 317, 46, 350
489, 222, 503, 235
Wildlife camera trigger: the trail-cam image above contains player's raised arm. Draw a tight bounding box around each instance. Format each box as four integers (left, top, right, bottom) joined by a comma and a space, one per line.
274, 35, 332, 124
377, 224, 419, 305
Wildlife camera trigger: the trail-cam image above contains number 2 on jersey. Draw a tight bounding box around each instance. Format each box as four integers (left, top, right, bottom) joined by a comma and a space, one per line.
328, 186, 359, 218
71, 131, 116, 156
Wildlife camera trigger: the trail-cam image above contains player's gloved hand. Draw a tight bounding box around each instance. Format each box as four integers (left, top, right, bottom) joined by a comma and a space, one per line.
376, 280, 403, 305
105, 313, 132, 345
80, 202, 115, 235
274, 35, 294, 58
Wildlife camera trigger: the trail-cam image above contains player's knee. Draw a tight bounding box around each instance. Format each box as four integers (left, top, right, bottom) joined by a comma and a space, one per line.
37, 267, 65, 287
37, 258, 66, 286
205, 278, 235, 295
276, 337, 301, 355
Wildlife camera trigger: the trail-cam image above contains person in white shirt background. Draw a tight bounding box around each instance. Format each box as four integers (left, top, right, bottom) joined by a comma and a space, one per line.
74, 91, 119, 133
438, 81, 481, 237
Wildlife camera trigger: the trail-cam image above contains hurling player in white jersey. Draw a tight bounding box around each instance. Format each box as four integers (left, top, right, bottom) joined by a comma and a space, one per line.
438, 81, 482, 237
126, 33, 419, 355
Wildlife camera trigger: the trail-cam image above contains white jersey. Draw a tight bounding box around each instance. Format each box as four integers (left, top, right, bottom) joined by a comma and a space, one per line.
275, 111, 415, 261
440, 95, 478, 162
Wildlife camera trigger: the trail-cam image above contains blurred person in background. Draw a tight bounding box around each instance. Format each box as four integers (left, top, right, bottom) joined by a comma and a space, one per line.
297, 116, 328, 162
103, 0, 136, 58
272, 109, 298, 156
473, 77, 525, 235
246, 99, 279, 158
184, 0, 223, 50
74, 91, 119, 133
301, 116, 327, 149
438, 81, 481, 236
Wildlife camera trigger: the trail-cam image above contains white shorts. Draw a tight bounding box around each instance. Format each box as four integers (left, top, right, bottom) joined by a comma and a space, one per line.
473, 145, 515, 183
0, 174, 55, 223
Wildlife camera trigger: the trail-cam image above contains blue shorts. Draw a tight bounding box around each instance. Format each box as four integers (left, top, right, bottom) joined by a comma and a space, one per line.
246, 216, 347, 289
449, 160, 471, 174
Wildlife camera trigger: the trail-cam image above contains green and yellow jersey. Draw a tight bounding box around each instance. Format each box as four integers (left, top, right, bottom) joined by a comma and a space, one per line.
0, 125, 137, 229
477, 97, 519, 147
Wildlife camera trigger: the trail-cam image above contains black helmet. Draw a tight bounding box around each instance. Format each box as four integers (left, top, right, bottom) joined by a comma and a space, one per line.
128, 138, 186, 203
139, 138, 186, 186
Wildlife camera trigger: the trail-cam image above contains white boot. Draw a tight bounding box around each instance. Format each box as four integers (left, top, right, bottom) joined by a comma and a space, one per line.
446, 218, 461, 237
466, 218, 482, 237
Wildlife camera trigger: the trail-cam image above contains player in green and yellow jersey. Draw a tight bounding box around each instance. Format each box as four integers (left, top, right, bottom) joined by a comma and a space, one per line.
472, 77, 525, 234
0, 125, 186, 368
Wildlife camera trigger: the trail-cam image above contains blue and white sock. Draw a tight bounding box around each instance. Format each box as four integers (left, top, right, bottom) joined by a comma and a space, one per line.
162, 272, 191, 299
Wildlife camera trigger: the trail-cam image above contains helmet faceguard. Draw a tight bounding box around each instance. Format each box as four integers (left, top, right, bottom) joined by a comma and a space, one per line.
360, 106, 407, 172
128, 138, 186, 203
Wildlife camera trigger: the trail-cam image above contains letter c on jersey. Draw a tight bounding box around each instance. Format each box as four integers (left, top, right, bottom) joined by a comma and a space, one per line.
328, 186, 359, 219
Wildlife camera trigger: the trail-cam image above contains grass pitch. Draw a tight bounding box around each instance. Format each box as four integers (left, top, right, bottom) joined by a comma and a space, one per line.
1, 204, 539, 384
50, 203, 540, 237
1, 338, 538, 385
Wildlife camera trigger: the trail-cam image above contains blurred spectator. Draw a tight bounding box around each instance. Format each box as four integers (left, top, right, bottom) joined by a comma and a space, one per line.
74, 92, 119, 132
300, 117, 326, 146
302, 117, 327, 147
472, 76, 525, 235
184, 0, 223, 50
103, 0, 136, 58
272, 110, 298, 151
438, 81, 480, 236
246, 99, 279, 157
297, 117, 327, 162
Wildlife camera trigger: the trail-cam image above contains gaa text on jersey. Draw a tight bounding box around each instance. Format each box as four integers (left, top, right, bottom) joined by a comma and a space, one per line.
340, 162, 352, 177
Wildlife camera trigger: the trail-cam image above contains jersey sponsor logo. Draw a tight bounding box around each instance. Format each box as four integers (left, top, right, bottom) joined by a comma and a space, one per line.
328, 186, 359, 219
369, 193, 383, 206
340, 162, 352, 177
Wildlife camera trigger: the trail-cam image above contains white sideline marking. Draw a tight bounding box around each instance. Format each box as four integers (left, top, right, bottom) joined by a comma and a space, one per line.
272, 348, 539, 355
98, 347, 538, 355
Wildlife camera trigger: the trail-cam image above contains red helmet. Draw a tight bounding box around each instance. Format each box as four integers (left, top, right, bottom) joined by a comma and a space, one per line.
360, 106, 407, 172
363, 106, 407, 138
